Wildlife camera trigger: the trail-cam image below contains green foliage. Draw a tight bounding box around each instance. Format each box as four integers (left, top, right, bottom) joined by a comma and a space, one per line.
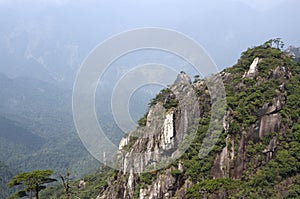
137, 113, 148, 126
186, 41, 300, 198
8, 170, 56, 199
187, 178, 242, 198
231, 57, 300, 198
193, 75, 200, 83
225, 46, 286, 126
149, 88, 171, 106
225, 41, 285, 77
149, 88, 178, 110
132, 184, 141, 199
41, 167, 114, 199
263, 38, 285, 49
284, 177, 300, 198
140, 172, 156, 185
170, 169, 182, 177
163, 98, 179, 110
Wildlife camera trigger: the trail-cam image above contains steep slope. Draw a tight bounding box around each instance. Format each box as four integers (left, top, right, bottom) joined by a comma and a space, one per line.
100, 72, 201, 199
0, 75, 98, 177
44, 42, 300, 198
0, 115, 46, 164
186, 44, 300, 198
0, 116, 45, 149
97, 43, 300, 199
0, 74, 73, 138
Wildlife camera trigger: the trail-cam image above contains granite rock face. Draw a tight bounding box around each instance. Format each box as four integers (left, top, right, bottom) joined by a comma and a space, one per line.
243, 57, 260, 78
211, 57, 291, 181
99, 72, 200, 199
98, 46, 297, 199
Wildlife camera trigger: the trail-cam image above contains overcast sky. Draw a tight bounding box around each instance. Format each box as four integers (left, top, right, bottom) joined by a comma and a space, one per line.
0, 0, 299, 83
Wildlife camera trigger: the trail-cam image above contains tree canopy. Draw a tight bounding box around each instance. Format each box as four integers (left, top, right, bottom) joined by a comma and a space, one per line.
7, 170, 56, 199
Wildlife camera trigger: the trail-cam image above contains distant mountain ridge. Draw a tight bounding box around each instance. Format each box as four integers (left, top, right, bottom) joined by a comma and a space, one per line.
0, 74, 98, 178
0, 115, 45, 150
0, 73, 72, 137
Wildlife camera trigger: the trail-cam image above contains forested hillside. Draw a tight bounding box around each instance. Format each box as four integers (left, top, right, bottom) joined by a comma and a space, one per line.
0, 162, 15, 199
0, 75, 98, 179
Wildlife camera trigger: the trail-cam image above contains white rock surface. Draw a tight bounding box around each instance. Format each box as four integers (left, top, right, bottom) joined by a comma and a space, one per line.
162, 111, 174, 149
119, 136, 130, 150
243, 57, 260, 78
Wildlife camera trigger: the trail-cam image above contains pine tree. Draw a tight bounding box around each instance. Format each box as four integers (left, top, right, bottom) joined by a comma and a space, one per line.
7, 170, 56, 199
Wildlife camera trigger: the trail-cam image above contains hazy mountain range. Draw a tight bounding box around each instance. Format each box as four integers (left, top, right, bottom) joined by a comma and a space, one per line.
0, 0, 300, 88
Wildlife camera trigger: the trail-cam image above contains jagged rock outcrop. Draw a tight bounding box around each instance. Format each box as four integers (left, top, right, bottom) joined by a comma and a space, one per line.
95, 44, 300, 199
211, 54, 294, 181
212, 93, 286, 179
99, 72, 200, 199
211, 135, 235, 179
139, 168, 176, 199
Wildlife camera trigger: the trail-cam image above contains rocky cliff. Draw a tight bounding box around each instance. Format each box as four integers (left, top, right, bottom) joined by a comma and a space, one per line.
99, 72, 201, 199
43, 42, 300, 199
95, 43, 300, 199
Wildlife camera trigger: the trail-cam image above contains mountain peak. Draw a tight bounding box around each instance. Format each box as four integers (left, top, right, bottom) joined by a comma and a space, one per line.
174, 71, 192, 85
